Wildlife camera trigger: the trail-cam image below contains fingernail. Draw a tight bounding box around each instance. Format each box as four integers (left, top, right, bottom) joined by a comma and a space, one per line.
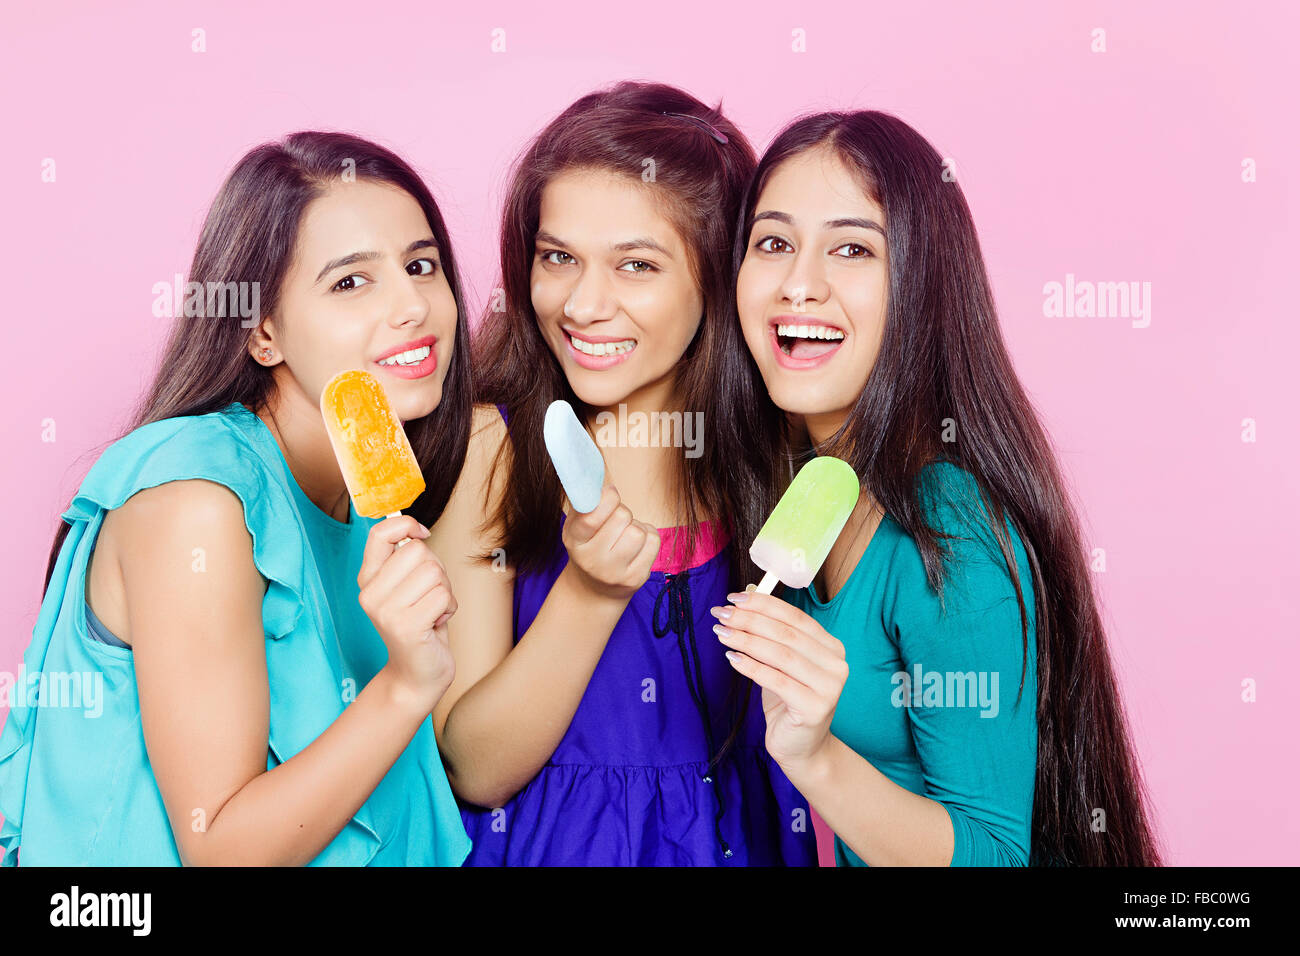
727, 591, 750, 604
724, 651, 740, 665
710, 605, 732, 620
712, 623, 730, 638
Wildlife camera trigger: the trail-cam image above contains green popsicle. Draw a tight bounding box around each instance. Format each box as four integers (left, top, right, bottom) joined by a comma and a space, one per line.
749, 456, 861, 593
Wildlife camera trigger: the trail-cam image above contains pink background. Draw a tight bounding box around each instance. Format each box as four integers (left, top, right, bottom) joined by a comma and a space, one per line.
3, 0, 1296, 865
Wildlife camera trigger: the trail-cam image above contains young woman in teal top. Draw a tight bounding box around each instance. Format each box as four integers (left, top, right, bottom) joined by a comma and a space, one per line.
0, 131, 474, 865
710, 112, 1164, 866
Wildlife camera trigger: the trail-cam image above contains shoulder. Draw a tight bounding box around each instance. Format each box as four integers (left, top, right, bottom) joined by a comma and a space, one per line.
915, 461, 998, 538
432, 403, 510, 545
114, 477, 248, 528
69, 404, 301, 531
469, 402, 509, 452
107, 478, 254, 561
464, 403, 510, 493
76, 405, 272, 512
78, 406, 294, 584
102, 406, 253, 465
73, 406, 317, 642
884, 461, 1035, 623
107, 479, 262, 611
913, 461, 1030, 568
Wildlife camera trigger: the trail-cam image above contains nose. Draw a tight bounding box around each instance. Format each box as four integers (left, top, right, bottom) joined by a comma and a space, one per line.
562, 266, 617, 325
779, 247, 831, 313
387, 264, 431, 329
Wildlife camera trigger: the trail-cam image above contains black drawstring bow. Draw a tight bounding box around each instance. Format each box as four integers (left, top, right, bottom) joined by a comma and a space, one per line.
652, 569, 733, 860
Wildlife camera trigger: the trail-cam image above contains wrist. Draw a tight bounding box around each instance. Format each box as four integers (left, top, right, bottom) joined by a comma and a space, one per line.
375, 666, 439, 720
776, 733, 840, 790
558, 561, 637, 608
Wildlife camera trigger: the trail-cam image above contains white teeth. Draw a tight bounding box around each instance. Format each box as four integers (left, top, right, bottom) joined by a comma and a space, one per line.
568, 333, 636, 357
378, 344, 432, 367
776, 323, 845, 341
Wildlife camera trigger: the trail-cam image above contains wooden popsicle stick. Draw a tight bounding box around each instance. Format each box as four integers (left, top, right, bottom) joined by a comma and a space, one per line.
755, 571, 779, 595
387, 510, 413, 549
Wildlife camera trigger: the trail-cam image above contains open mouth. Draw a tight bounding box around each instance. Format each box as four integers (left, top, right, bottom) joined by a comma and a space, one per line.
774, 322, 845, 361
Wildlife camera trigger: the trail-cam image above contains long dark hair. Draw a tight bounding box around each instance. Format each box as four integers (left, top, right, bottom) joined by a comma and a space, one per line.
471, 81, 761, 764
727, 111, 1164, 866
44, 130, 473, 595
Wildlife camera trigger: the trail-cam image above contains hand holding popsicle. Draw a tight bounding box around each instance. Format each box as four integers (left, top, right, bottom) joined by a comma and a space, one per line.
356, 515, 458, 709
560, 484, 662, 601
714, 455, 859, 768
711, 589, 849, 772
544, 400, 660, 600
321, 369, 452, 706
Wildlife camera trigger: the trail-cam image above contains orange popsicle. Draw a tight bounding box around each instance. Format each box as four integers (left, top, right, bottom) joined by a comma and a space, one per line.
320, 369, 425, 518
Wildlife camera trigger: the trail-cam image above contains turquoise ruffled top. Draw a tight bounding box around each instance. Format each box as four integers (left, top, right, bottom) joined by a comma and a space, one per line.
0, 402, 472, 866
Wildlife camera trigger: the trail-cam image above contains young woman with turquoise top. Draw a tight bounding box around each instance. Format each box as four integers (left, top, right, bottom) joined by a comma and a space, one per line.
712, 112, 1164, 866
0, 132, 474, 866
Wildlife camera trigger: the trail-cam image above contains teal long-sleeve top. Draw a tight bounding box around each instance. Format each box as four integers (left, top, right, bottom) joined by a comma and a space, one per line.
786, 462, 1038, 866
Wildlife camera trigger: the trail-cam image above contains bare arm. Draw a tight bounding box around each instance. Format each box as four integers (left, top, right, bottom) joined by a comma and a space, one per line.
430, 406, 657, 808
781, 736, 956, 866
118, 480, 451, 865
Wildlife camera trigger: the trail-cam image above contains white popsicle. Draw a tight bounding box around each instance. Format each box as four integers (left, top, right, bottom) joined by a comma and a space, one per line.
543, 399, 605, 513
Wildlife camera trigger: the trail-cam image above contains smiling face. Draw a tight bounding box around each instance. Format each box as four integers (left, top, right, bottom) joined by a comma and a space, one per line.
254, 178, 458, 423
736, 145, 889, 437
530, 167, 705, 411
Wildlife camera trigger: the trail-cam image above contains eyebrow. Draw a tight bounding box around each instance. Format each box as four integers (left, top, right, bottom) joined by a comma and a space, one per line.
315, 238, 439, 284
751, 211, 886, 237
536, 230, 675, 260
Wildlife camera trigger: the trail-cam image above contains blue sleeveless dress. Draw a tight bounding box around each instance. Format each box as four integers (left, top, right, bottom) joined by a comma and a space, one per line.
457, 407, 817, 865
0, 402, 472, 866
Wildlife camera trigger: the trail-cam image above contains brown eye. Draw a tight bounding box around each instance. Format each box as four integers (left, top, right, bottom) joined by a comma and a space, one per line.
332, 274, 370, 292
408, 258, 438, 276
834, 242, 874, 259
756, 236, 791, 254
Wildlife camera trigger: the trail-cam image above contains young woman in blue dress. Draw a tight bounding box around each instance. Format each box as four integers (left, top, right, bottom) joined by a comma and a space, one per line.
429, 82, 817, 865
0, 132, 474, 865
712, 111, 1164, 866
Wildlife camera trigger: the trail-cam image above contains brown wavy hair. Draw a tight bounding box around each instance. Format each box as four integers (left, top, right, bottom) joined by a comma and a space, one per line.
471, 81, 760, 766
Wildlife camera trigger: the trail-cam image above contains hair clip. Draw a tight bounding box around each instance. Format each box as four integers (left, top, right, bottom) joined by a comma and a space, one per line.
661, 111, 729, 146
